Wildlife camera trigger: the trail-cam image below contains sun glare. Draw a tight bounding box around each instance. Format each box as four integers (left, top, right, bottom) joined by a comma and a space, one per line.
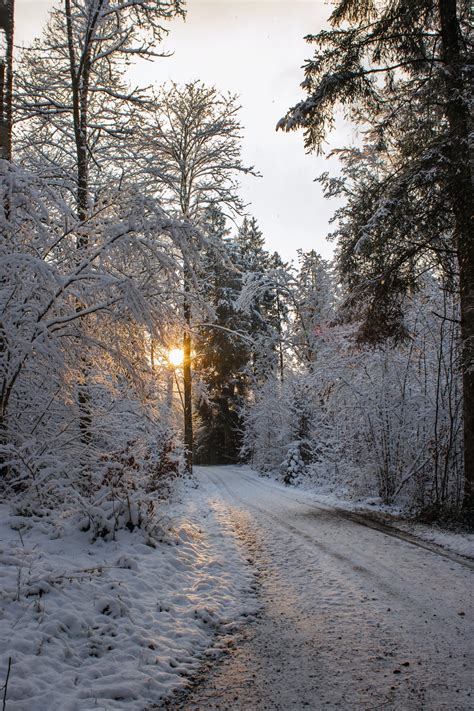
168, 347, 184, 367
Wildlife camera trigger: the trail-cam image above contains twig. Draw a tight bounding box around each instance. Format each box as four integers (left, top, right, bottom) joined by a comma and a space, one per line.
2, 657, 12, 711
431, 311, 461, 324
16, 528, 24, 547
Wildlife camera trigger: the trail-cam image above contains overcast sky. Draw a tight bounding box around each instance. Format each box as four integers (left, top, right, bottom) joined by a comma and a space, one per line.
15, 0, 352, 262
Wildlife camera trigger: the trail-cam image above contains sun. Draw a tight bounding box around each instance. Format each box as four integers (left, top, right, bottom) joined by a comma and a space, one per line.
168, 347, 184, 367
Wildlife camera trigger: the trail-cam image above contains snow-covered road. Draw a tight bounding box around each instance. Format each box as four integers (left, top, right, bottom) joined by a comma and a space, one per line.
177, 465, 473, 710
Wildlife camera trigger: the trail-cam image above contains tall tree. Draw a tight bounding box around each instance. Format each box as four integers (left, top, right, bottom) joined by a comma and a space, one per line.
140, 81, 256, 471
287, 250, 334, 367
279, 0, 474, 510
0, 0, 14, 473
15, 0, 184, 444
194, 212, 250, 464
236, 217, 280, 382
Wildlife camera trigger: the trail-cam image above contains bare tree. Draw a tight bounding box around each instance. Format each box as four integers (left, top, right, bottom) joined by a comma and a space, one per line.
139, 81, 257, 471
16, 0, 184, 234
14, 0, 184, 443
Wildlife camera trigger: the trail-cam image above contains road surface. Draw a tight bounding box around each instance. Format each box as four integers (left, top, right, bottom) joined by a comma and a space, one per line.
171, 465, 473, 710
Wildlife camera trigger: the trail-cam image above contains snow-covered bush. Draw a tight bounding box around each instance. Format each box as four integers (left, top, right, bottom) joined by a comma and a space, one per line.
0, 162, 189, 535
281, 442, 306, 485
243, 282, 463, 512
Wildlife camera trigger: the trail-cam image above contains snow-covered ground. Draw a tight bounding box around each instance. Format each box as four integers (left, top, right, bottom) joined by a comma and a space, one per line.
182, 466, 473, 710
1, 465, 472, 710
256, 467, 474, 561
0, 479, 258, 710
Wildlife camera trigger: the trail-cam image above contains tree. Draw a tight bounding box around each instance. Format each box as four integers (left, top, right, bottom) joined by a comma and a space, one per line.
140, 81, 256, 471
235, 217, 281, 383
279, 0, 474, 511
194, 215, 288, 464
15, 0, 185, 444
0, 0, 14, 160
194, 216, 250, 464
17, 0, 184, 227
267, 251, 289, 383
287, 250, 334, 367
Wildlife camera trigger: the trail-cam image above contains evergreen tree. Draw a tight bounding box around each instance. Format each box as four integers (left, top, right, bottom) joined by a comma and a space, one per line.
194, 211, 250, 464
279, 0, 474, 511
289, 250, 334, 367
236, 217, 279, 382
194, 215, 285, 464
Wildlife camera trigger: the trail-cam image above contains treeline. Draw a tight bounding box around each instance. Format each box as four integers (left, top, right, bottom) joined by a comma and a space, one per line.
196, 245, 464, 515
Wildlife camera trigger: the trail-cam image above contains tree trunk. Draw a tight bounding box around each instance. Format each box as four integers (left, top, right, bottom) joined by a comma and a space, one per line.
276, 290, 285, 383
0, 0, 14, 161
439, 0, 474, 511
65, 0, 93, 446
0, 0, 14, 475
183, 288, 193, 473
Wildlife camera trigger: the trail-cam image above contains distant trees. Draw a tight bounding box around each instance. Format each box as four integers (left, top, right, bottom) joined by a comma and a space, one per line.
194, 214, 281, 465
278, 0, 473, 511
242, 258, 464, 511
286, 250, 333, 367
194, 213, 250, 465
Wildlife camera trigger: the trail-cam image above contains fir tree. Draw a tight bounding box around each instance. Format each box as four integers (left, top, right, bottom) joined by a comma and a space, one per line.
194, 211, 250, 464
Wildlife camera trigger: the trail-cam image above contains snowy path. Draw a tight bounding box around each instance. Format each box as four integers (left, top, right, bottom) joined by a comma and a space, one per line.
175, 465, 473, 710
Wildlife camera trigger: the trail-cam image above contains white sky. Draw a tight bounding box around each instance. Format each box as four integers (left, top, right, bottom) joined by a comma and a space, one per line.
15, 0, 352, 262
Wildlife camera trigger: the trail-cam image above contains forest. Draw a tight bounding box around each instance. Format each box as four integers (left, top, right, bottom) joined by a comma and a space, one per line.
1, 0, 472, 527
0, 1, 473, 708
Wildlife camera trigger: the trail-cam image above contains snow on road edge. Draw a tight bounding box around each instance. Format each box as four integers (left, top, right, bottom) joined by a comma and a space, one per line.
0, 478, 257, 711
244, 465, 474, 560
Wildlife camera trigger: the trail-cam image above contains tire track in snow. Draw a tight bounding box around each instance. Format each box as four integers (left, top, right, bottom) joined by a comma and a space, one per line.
229, 467, 474, 570
175, 466, 473, 711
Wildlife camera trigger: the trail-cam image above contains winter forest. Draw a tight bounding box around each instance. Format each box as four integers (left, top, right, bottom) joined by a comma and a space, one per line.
0, 1, 473, 710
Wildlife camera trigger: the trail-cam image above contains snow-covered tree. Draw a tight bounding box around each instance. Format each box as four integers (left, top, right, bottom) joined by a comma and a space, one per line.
138, 81, 256, 471
1, 0, 197, 532
243, 278, 463, 510
278, 0, 473, 510
286, 250, 334, 367
16, 0, 184, 225
194, 217, 250, 464
235, 217, 283, 383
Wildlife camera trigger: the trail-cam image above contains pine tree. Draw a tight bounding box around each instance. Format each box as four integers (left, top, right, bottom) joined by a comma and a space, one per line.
236, 217, 279, 382
194, 211, 250, 464
289, 250, 334, 367
194, 215, 285, 464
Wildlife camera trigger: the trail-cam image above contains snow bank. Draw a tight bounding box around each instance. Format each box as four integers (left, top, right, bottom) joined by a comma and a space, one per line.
0, 480, 257, 710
